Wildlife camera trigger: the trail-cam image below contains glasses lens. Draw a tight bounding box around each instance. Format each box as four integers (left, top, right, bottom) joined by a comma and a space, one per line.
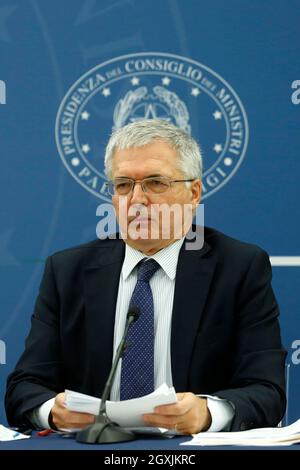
113, 179, 133, 195
144, 177, 170, 194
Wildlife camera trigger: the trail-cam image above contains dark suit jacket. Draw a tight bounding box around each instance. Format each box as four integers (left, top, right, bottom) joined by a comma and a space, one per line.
5, 227, 287, 431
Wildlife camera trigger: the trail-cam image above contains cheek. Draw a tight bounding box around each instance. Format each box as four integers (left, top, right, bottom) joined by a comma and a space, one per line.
112, 197, 123, 219
112, 196, 118, 211
185, 187, 195, 204
171, 187, 192, 205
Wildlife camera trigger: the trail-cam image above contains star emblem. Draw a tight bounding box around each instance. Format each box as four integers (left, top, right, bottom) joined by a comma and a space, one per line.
131, 77, 140, 85
81, 111, 90, 120
191, 87, 200, 97
82, 144, 91, 153
213, 110, 222, 120
130, 103, 171, 123
71, 157, 80, 167
162, 77, 171, 86
102, 87, 111, 97
213, 144, 223, 153
143, 104, 158, 119
224, 158, 232, 166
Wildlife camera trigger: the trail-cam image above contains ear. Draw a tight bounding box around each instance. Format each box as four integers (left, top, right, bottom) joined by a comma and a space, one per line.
191, 179, 202, 210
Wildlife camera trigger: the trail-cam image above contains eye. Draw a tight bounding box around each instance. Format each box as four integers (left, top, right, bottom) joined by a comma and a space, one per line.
149, 180, 162, 188
114, 180, 132, 193
147, 178, 169, 193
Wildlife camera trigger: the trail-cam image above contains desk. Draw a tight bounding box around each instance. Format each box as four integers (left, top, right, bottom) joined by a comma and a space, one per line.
1, 432, 299, 464
1, 432, 193, 450
1, 431, 300, 450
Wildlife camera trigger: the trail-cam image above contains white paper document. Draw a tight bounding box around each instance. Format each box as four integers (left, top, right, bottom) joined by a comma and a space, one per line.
0, 424, 30, 442
64, 383, 177, 434
181, 419, 300, 446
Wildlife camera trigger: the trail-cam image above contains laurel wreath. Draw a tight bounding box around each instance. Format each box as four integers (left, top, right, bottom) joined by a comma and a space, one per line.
113, 85, 191, 133
113, 87, 148, 129
153, 86, 191, 133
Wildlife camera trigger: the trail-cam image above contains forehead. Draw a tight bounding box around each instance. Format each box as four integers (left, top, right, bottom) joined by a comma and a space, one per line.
112, 140, 180, 176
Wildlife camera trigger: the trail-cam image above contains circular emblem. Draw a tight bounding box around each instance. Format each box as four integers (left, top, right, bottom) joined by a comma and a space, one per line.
55, 52, 248, 201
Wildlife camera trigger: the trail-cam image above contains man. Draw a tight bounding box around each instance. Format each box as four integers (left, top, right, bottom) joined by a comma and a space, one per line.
5, 119, 286, 435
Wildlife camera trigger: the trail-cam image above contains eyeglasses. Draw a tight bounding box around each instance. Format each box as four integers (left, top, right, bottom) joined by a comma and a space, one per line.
105, 176, 195, 196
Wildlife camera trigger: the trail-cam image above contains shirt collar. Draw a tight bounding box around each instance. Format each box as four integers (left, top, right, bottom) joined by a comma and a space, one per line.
122, 237, 185, 281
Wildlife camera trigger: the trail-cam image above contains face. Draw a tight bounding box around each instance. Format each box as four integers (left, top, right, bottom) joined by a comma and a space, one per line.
111, 140, 201, 255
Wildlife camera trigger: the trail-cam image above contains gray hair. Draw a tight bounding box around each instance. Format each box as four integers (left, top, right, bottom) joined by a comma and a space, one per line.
104, 119, 202, 180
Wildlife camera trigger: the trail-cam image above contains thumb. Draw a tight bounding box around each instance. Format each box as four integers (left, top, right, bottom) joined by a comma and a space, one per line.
55, 392, 66, 407
176, 393, 186, 402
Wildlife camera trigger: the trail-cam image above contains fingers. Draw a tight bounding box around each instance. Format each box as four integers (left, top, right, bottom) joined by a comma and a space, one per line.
143, 393, 210, 435
143, 393, 190, 429
52, 409, 95, 429
143, 411, 178, 430
153, 392, 192, 415
54, 392, 65, 408
51, 393, 95, 430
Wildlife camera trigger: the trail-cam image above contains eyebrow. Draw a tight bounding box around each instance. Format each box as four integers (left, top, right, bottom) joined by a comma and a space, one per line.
144, 174, 164, 178
115, 174, 169, 179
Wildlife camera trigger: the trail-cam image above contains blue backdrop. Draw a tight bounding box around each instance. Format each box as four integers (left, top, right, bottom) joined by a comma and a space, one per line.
0, 0, 299, 426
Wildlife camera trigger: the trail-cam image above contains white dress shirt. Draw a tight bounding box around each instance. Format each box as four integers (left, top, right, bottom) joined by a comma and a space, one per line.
34, 238, 234, 431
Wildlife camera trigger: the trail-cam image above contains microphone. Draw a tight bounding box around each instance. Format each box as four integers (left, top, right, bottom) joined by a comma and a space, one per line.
76, 306, 140, 444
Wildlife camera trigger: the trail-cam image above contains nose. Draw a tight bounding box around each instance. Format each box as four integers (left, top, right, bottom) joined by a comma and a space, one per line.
129, 181, 148, 205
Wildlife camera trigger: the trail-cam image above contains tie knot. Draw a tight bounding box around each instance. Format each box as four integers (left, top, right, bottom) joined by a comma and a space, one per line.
137, 259, 160, 282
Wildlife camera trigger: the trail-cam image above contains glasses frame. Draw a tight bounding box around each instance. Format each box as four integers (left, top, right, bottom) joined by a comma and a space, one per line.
105, 176, 195, 196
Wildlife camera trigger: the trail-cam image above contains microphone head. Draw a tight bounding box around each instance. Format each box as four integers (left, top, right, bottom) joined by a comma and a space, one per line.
127, 306, 140, 323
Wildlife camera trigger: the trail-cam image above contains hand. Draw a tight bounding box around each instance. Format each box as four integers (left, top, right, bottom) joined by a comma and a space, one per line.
50, 393, 95, 430
143, 392, 211, 435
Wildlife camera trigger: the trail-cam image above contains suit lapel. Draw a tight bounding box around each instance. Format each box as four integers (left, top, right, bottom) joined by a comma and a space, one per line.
171, 239, 216, 392
84, 240, 125, 396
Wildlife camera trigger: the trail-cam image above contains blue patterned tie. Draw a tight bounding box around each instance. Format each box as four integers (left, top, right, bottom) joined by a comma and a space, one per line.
120, 259, 160, 400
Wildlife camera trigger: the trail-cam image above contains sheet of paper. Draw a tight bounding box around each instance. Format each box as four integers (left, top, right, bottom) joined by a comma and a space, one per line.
0, 424, 30, 442
181, 419, 300, 446
64, 383, 178, 434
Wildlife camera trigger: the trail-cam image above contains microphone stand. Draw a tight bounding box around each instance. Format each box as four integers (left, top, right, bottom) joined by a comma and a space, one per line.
76, 307, 140, 444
